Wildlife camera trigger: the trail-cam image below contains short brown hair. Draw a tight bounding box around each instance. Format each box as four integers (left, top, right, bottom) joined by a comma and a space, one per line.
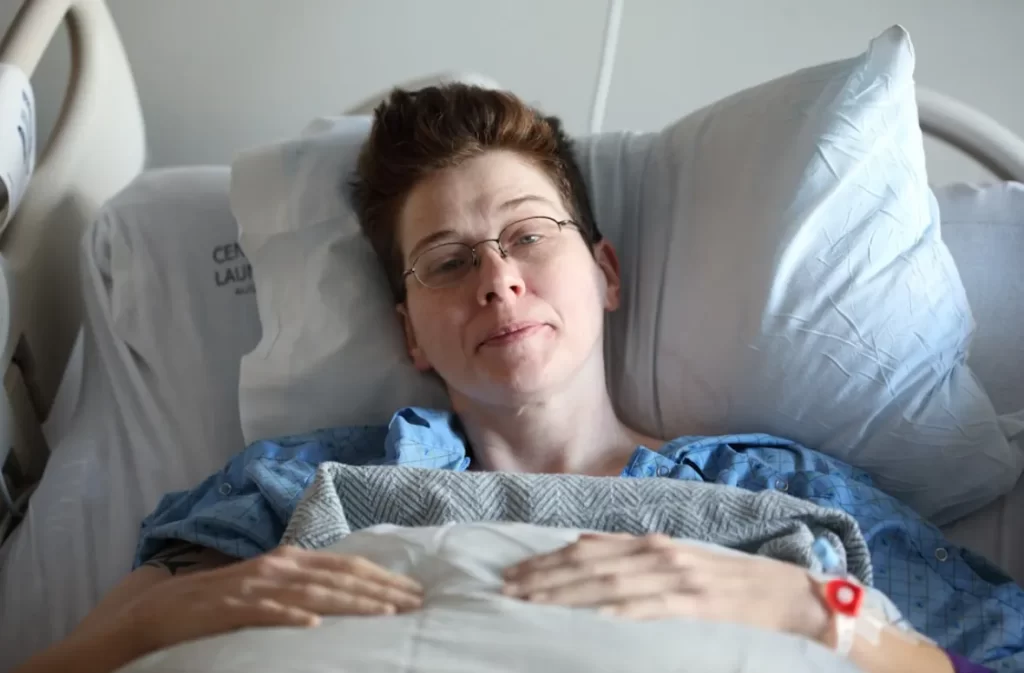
352, 83, 601, 302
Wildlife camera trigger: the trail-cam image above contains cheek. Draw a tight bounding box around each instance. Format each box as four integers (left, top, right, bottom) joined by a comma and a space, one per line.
409, 294, 470, 351
531, 259, 607, 332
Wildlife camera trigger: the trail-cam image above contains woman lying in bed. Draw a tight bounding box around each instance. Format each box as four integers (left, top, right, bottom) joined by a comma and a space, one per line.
16, 85, 1002, 673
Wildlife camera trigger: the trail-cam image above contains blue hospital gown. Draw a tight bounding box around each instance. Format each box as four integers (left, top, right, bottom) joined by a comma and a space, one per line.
135, 407, 1024, 670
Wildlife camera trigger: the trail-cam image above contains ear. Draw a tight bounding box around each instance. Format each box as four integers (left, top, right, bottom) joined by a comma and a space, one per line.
396, 303, 433, 371
593, 240, 621, 311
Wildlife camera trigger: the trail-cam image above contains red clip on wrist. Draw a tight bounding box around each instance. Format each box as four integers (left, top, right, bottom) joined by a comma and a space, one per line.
824, 578, 864, 616
823, 578, 864, 656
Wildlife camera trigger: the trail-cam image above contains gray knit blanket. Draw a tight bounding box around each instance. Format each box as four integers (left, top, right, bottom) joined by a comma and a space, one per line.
282, 463, 873, 584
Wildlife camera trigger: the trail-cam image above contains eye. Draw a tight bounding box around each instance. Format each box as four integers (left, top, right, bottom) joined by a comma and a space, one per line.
420, 244, 473, 284
515, 232, 544, 246
504, 218, 559, 249
437, 257, 468, 272
427, 254, 468, 274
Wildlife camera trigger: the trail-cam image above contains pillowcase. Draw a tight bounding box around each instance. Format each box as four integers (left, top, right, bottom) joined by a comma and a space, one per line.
232, 116, 452, 439
92, 166, 261, 481
230, 25, 1021, 524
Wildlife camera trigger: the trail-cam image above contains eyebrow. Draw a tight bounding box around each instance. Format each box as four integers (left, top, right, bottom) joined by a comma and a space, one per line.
407, 229, 457, 264
498, 194, 558, 212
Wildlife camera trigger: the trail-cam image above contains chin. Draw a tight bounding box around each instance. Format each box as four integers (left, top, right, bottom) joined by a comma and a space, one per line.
484, 364, 547, 391
475, 356, 574, 402
447, 335, 581, 402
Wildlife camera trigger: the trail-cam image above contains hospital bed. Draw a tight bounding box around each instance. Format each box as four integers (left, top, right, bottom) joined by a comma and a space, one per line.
1, 0, 1024, 670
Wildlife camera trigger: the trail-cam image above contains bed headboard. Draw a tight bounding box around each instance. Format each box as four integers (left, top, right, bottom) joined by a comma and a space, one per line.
0, 0, 144, 492
0, 0, 1023, 508
918, 88, 1024, 182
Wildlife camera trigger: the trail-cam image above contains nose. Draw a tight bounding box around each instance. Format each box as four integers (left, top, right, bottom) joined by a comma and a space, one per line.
474, 245, 525, 306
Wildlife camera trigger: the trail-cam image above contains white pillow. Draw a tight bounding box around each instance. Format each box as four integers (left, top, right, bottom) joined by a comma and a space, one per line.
230, 26, 1020, 524
233, 116, 452, 439
118, 524, 861, 673
93, 166, 261, 480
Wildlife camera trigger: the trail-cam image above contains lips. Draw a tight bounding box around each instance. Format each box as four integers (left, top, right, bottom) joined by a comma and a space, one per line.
477, 321, 547, 349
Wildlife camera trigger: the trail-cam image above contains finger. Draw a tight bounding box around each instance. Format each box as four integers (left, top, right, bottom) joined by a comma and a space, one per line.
247, 598, 322, 627
578, 532, 634, 540
504, 548, 685, 597
599, 593, 699, 621
236, 554, 422, 611
259, 547, 423, 594
295, 550, 424, 595
505, 534, 657, 580
299, 567, 423, 611
219, 596, 321, 630
523, 571, 692, 608
260, 582, 399, 616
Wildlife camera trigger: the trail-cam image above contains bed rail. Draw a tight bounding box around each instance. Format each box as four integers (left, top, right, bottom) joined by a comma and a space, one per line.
0, 0, 144, 525
917, 87, 1024, 183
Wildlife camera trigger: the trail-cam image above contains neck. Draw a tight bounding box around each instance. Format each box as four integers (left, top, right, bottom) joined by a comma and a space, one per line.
451, 357, 653, 476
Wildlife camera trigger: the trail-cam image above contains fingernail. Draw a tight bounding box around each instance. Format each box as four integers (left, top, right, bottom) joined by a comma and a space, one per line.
529, 591, 550, 603
598, 606, 616, 616
503, 583, 520, 596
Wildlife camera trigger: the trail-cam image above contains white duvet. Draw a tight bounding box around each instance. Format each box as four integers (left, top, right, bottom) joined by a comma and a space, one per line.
118, 523, 861, 673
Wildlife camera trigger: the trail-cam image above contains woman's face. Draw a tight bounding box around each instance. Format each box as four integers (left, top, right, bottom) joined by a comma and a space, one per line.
397, 150, 621, 405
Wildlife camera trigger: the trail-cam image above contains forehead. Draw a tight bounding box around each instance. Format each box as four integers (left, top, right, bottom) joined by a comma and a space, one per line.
397, 150, 565, 256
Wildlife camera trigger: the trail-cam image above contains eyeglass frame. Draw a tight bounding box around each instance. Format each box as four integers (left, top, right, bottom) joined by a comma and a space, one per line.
401, 215, 583, 289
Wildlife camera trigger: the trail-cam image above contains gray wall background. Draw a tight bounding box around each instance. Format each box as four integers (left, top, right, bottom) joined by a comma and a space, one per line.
3, 0, 1022, 185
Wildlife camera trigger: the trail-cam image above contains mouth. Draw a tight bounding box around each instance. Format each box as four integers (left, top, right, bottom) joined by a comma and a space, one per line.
477, 322, 548, 350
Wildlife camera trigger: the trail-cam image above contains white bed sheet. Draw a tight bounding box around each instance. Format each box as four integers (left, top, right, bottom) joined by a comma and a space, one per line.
0, 329, 146, 671
118, 524, 862, 673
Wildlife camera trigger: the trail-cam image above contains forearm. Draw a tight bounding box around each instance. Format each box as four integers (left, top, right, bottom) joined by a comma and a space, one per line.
15, 543, 238, 673
74, 542, 236, 637
11, 625, 145, 673
801, 579, 972, 673
837, 625, 957, 673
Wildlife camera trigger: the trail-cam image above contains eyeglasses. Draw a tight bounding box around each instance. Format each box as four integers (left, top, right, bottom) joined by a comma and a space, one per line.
402, 216, 582, 289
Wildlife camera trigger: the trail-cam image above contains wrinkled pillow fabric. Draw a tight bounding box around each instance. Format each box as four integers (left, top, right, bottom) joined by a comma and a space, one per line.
230, 26, 1020, 523
231, 116, 451, 440
590, 26, 1021, 524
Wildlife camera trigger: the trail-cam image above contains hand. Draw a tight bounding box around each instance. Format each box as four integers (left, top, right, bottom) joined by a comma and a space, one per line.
110, 545, 423, 657
503, 532, 830, 641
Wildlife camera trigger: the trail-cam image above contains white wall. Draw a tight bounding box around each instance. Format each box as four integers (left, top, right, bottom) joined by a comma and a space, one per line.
605, 0, 1024, 185
1, 0, 611, 166
2, 0, 1022, 184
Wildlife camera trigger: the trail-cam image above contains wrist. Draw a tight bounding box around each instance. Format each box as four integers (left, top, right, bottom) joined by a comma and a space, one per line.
793, 573, 834, 645
74, 619, 149, 672
14, 624, 146, 673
